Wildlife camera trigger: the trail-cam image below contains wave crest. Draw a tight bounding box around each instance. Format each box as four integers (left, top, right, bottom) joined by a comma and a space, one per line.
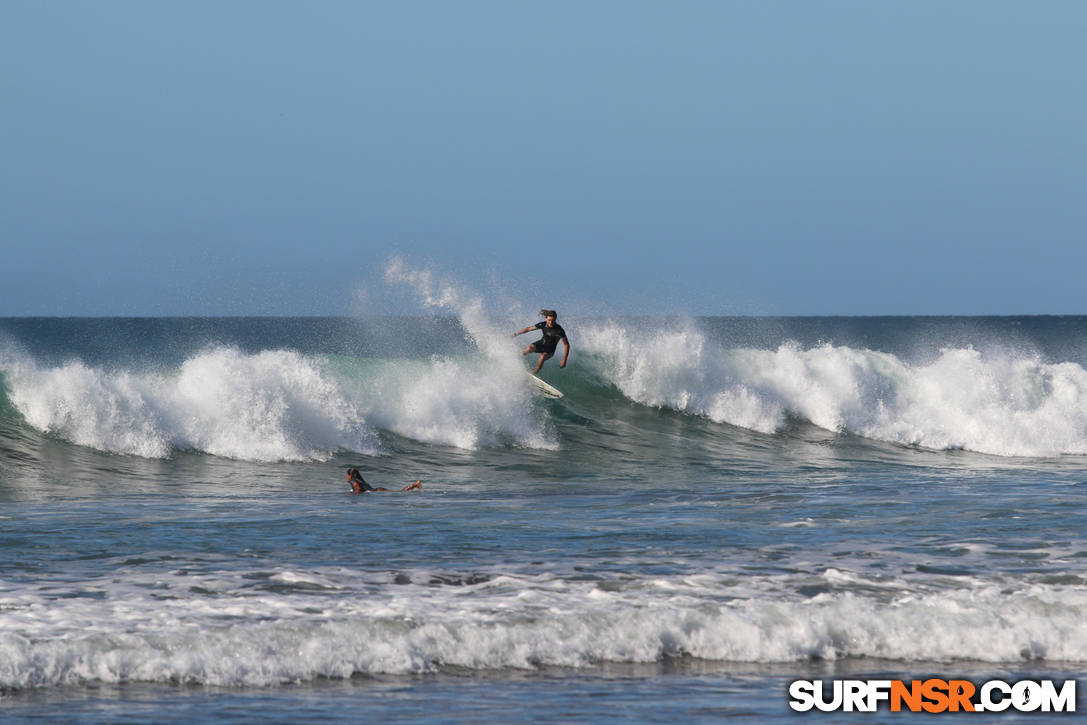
581, 321, 1087, 457
3, 348, 377, 461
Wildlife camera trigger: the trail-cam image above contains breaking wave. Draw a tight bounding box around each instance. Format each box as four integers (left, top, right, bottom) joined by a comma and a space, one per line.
580, 321, 1087, 458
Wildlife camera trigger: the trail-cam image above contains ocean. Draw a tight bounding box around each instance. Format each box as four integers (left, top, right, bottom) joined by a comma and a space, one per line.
1, 310, 1085, 722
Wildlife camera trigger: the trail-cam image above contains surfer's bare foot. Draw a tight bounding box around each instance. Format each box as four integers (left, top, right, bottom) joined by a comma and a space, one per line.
402, 480, 422, 491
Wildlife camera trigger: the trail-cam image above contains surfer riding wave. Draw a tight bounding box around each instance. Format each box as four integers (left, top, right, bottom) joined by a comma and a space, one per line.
513, 309, 570, 374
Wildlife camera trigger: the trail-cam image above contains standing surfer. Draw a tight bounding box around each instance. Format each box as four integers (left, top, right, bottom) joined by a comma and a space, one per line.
513, 309, 570, 374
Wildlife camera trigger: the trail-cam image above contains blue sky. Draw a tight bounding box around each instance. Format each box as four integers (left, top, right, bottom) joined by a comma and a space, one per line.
2, 1, 1085, 316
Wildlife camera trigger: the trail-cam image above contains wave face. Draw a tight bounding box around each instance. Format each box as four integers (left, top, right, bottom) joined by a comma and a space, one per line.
4, 313, 1087, 460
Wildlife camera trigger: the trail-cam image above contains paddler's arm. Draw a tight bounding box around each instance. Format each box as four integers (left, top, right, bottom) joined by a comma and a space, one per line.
559, 337, 570, 368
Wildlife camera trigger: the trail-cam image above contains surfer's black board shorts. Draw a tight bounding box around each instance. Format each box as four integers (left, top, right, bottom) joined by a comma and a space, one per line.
529, 341, 557, 355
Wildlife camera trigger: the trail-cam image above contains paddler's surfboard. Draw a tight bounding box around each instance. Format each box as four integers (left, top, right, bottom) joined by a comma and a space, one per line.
527, 373, 564, 399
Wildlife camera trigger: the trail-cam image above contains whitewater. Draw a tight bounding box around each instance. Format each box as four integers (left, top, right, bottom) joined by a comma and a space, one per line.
1, 280, 1085, 721
5, 317, 1087, 461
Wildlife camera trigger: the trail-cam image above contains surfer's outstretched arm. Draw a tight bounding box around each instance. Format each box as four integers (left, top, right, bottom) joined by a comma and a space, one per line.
358, 483, 421, 493
559, 337, 570, 368
514, 326, 537, 357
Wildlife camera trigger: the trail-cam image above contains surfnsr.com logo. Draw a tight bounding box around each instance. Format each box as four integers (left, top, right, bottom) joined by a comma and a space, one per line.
789, 679, 1077, 713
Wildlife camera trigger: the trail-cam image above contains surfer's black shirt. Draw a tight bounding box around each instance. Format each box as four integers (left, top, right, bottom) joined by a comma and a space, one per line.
532, 321, 567, 354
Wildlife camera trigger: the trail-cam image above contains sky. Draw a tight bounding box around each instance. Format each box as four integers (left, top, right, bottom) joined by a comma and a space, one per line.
2, 0, 1085, 316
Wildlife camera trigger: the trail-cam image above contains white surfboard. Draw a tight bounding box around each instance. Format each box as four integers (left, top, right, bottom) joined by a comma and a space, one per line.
526, 372, 564, 399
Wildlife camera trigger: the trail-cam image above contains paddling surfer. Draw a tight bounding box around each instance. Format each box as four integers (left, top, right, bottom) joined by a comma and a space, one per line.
347, 468, 422, 494
513, 309, 570, 374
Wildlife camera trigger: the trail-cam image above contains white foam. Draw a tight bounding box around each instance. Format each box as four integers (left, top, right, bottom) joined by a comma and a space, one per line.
0, 569, 1083, 688
380, 257, 558, 450
1, 319, 557, 459
352, 357, 554, 450
579, 321, 1087, 457
1, 348, 376, 461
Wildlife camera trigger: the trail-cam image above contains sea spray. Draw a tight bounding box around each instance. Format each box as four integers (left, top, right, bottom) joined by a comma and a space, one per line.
381, 257, 558, 449
383, 256, 519, 361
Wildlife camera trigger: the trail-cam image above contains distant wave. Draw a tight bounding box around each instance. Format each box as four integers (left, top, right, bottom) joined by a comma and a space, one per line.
579, 321, 1087, 458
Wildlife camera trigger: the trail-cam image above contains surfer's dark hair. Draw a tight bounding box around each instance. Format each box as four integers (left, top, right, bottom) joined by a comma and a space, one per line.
539, 309, 557, 319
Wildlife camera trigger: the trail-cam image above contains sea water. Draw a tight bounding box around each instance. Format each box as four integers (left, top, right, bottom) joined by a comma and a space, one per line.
1, 306, 1085, 721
